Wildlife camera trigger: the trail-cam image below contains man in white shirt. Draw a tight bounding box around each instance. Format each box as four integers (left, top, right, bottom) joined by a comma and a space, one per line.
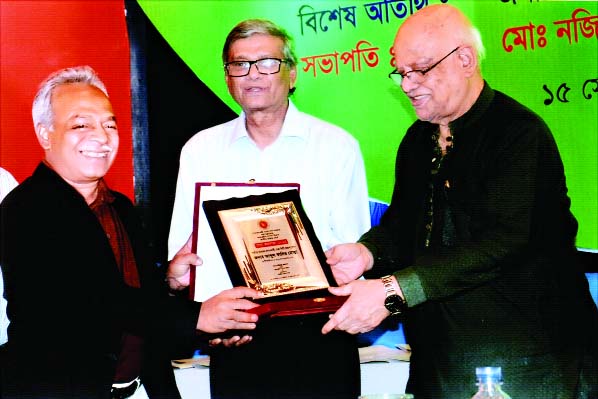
167, 19, 370, 399
0, 167, 18, 346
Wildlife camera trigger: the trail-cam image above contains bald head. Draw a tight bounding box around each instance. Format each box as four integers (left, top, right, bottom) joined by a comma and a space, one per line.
400, 5, 468, 44
395, 4, 484, 69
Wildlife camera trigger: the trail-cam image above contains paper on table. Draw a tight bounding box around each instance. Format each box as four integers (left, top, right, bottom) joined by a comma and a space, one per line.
358, 345, 411, 363
171, 356, 210, 369
172, 344, 412, 369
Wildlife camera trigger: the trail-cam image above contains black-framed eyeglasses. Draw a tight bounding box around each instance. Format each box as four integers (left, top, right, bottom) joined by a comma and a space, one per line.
224, 58, 288, 77
389, 46, 460, 86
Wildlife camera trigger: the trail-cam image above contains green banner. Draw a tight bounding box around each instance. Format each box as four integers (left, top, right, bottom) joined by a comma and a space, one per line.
138, 0, 598, 249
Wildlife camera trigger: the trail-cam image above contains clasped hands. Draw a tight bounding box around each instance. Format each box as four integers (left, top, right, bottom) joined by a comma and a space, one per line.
167, 235, 261, 347
168, 237, 393, 346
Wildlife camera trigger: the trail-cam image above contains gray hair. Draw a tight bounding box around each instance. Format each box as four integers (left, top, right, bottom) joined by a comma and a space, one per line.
222, 19, 297, 67
32, 65, 108, 130
468, 26, 486, 66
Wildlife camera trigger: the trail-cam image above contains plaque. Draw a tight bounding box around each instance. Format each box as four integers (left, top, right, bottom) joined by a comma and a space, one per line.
202, 189, 345, 317
190, 182, 299, 302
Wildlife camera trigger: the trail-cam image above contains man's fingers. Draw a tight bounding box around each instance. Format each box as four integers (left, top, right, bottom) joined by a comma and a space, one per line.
208, 315, 257, 333
233, 300, 261, 313
179, 252, 201, 266
170, 253, 201, 269
325, 247, 338, 264
225, 286, 263, 300
321, 300, 350, 334
322, 314, 340, 334
325, 244, 350, 265
328, 284, 353, 297
321, 286, 353, 333
222, 336, 241, 347
235, 335, 253, 346
232, 307, 259, 322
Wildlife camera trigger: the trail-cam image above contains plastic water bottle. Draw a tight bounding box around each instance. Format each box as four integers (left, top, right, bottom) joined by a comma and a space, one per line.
470, 367, 512, 399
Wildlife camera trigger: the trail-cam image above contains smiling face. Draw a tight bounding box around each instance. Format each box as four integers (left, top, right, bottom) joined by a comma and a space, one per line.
392, 5, 480, 125
37, 83, 118, 187
225, 34, 297, 115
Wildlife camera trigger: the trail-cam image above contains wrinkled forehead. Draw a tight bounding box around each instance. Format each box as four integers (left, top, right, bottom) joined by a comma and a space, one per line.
51, 83, 114, 119
393, 14, 456, 64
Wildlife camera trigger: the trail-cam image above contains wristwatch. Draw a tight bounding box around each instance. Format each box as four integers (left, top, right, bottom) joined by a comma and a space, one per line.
381, 275, 407, 316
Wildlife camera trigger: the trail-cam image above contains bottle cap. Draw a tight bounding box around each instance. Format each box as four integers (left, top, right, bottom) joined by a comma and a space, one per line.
475, 366, 503, 382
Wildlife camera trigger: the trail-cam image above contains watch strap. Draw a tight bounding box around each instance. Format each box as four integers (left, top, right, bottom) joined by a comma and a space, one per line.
381, 275, 397, 297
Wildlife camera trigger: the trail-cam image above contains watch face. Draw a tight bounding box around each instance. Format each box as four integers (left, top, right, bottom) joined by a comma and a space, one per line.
384, 294, 406, 315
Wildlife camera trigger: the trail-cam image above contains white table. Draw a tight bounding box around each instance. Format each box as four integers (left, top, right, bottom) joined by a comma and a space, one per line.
133, 360, 410, 398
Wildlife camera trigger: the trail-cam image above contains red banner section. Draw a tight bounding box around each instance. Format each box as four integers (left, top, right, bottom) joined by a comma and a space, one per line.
1, 0, 133, 199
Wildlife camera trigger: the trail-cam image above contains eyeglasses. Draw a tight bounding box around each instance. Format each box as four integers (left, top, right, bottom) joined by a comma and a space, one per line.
224, 58, 288, 77
389, 46, 460, 86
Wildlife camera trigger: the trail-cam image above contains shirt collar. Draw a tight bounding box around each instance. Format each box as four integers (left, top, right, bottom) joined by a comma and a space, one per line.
228, 99, 308, 147
89, 178, 115, 210
41, 159, 114, 207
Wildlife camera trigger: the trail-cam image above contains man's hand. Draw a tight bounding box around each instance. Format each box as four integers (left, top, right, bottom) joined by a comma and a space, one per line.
167, 235, 202, 290
209, 335, 253, 348
321, 279, 389, 335
325, 243, 374, 285
196, 287, 261, 333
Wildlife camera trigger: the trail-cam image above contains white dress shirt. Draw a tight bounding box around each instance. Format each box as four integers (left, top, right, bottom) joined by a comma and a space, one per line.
168, 101, 370, 294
